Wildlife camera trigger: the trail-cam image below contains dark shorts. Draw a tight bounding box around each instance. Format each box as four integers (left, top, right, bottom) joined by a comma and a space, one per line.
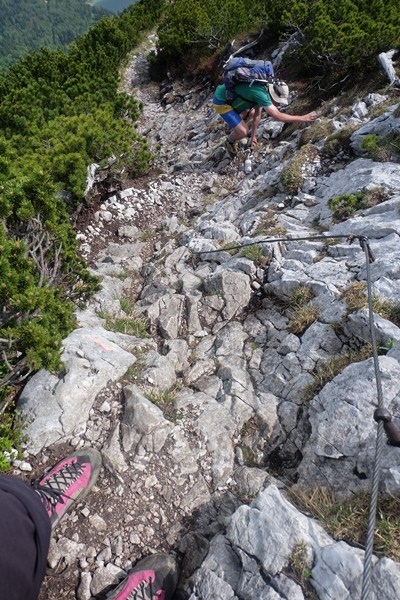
0, 475, 51, 600
212, 95, 242, 128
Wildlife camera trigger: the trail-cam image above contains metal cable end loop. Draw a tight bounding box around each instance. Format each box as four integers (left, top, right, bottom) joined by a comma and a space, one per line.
374, 408, 400, 446
374, 408, 392, 422
358, 235, 375, 263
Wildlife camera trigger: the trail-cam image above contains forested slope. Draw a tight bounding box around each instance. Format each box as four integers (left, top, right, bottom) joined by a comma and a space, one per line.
0, 0, 110, 72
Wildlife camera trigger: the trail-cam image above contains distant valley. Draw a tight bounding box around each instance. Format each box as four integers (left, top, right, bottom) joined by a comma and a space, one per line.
0, 0, 112, 72
93, 0, 138, 12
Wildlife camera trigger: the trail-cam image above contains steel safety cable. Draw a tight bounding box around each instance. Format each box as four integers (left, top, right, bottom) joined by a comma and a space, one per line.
192, 232, 391, 598
360, 238, 386, 600
190, 233, 352, 255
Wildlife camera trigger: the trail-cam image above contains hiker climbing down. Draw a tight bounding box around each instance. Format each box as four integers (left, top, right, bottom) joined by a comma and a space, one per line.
213, 79, 318, 155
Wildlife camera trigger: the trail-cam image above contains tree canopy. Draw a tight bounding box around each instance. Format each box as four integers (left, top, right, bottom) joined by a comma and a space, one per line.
153, 0, 400, 76
0, 0, 112, 73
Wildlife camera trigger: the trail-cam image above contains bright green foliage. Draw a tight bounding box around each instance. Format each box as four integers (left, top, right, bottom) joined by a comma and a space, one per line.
0, 406, 26, 472
0, 0, 163, 404
263, 0, 400, 73
152, 0, 400, 75
0, 0, 110, 73
328, 188, 388, 222
155, 0, 266, 68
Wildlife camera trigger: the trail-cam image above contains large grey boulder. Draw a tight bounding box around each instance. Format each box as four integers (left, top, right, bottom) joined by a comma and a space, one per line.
309, 159, 400, 227
297, 356, 400, 496
203, 269, 251, 321
188, 484, 400, 599
351, 104, 400, 155
18, 328, 136, 454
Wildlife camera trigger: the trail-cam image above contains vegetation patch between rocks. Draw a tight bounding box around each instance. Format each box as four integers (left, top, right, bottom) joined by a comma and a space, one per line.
290, 487, 400, 562
302, 344, 373, 402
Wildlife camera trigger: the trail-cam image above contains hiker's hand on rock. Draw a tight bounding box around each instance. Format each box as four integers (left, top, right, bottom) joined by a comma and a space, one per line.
303, 112, 318, 122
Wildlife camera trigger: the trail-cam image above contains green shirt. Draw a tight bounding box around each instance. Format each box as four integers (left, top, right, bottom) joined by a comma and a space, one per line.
214, 83, 272, 112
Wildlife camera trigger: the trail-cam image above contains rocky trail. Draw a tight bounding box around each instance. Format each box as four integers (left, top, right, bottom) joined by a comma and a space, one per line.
13, 34, 400, 600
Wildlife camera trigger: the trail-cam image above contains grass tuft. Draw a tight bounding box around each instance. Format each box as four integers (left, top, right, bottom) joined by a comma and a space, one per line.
303, 344, 372, 401
289, 487, 400, 561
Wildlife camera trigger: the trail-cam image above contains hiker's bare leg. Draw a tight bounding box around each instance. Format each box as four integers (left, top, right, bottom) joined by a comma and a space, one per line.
228, 121, 248, 142
248, 107, 262, 147
241, 108, 255, 123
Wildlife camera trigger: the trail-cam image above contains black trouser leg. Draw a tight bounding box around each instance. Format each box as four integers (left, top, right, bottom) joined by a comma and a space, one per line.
0, 475, 51, 600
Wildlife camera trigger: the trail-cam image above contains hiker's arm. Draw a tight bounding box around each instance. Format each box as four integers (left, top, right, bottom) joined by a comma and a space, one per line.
264, 105, 318, 123
249, 107, 262, 147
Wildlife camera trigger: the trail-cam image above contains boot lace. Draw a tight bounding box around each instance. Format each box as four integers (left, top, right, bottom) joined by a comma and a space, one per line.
32, 459, 84, 513
128, 576, 162, 600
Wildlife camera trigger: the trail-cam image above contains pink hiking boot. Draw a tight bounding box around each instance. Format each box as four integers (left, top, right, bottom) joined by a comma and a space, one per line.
32, 447, 102, 529
105, 554, 178, 600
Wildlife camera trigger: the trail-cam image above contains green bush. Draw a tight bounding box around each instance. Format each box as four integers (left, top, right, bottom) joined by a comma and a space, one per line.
328, 192, 367, 222
154, 0, 266, 70
361, 133, 400, 162
270, 0, 400, 74
328, 188, 388, 222
151, 0, 400, 77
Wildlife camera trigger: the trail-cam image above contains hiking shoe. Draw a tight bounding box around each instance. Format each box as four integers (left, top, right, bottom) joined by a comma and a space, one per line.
105, 554, 178, 600
32, 447, 102, 529
225, 139, 238, 156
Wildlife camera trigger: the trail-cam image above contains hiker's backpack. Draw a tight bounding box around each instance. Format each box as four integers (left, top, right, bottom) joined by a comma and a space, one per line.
223, 56, 274, 103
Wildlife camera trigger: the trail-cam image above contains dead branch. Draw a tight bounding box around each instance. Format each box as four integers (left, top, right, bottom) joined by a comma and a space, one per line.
223, 29, 265, 68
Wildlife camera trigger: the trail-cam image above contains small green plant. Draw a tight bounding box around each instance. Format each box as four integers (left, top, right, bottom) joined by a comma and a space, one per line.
379, 338, 397, 354
328, 192, 366, 222
372, 296, 400, 327
188, 351, 197, 365
290, 304, 320, 335
361, 133, 399, 162
288, 285, 319, 335
240, 445, 259, 468
109, 270, 130, 281
343, 284, 400, 327
289, 285, 314, 308
145, 385, 183, 422
361, 134, 380, 158
119, 296, 134, 315
221, 242, 239, 256
280, 144, 318, 195
140, 229, 156, 241
97, 309, 149, 338
329, 188, 389, 223
0, 405, 27, 472
287, 542, 317, 597
303, 344, 372, 401
342, 282, 367, 314
240, 244, 263, 261
300, 118, 332, 146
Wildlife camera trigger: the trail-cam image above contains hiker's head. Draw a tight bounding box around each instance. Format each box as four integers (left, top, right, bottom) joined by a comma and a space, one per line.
268, 81, 289, 106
